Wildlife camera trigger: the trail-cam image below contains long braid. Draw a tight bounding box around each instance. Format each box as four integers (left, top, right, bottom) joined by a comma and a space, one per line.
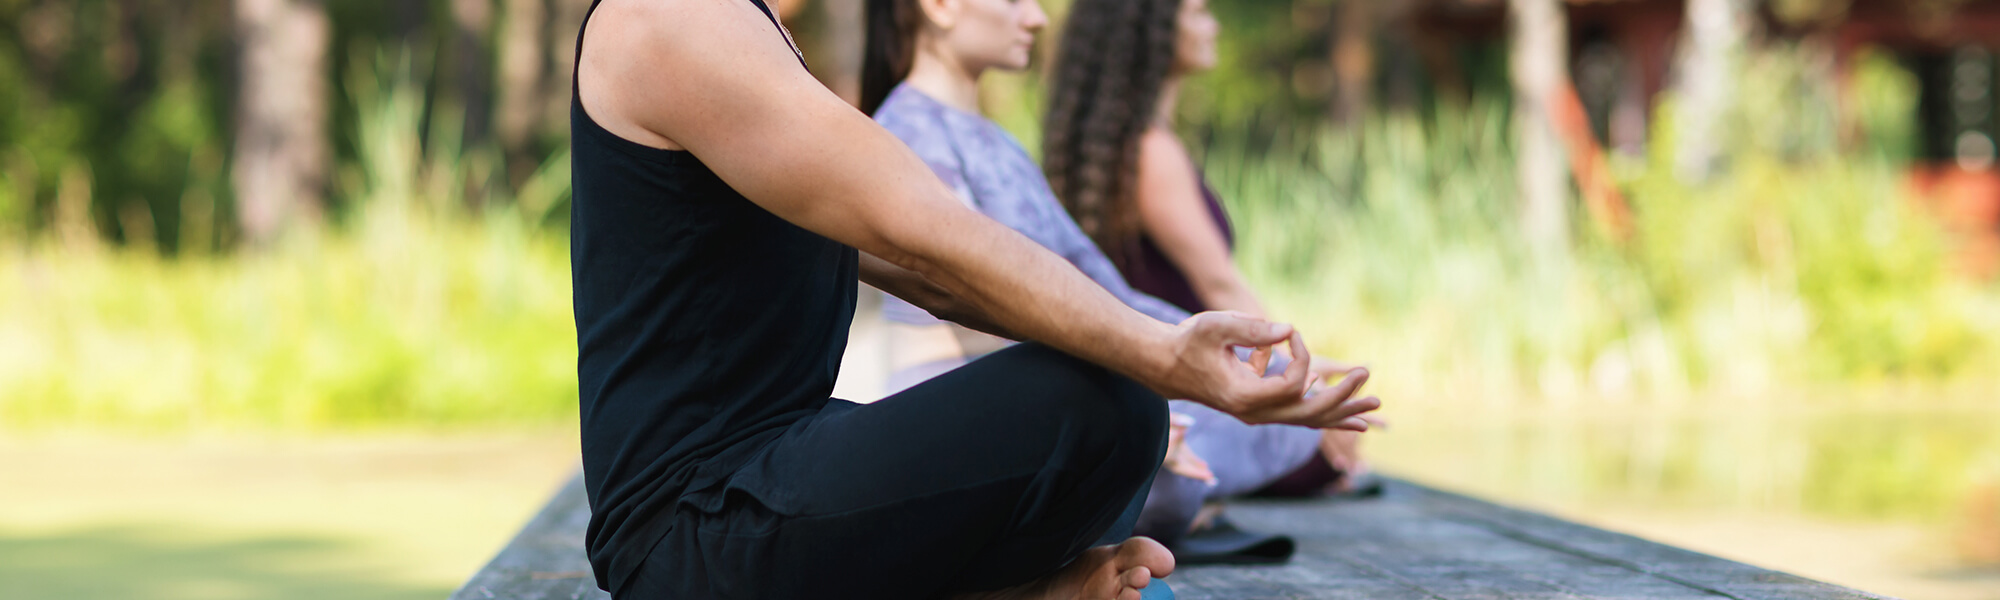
1043, 0, 1184, 261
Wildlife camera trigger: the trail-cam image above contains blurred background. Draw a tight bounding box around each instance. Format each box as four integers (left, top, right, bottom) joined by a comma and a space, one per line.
1, 0, 1998, 598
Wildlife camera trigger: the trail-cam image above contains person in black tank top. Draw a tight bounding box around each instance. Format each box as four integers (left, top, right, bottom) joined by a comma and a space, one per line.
568, 0, 1381, 598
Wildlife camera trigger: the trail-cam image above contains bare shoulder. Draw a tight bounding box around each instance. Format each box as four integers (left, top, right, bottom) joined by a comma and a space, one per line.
1138, 127, 1192, 170
1137, 127, 1196, 182
578, 0, 802, 150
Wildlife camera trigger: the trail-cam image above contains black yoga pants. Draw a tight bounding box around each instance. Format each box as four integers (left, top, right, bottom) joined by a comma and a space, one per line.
619, 342, 1170, 600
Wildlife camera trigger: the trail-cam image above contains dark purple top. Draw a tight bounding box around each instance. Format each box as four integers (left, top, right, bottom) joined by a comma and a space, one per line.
1116, 174, 1235, 314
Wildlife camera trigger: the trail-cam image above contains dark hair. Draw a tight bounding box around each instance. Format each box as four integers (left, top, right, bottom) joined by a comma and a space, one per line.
1042, 0, 1183, 260
861, 0, 924, 115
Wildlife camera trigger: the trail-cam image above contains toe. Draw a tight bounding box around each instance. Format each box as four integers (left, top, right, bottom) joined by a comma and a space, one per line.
1115, 537, 1176, 578
1124, 567, 1151, 589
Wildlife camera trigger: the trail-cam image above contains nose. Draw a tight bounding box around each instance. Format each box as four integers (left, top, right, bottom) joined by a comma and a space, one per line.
1023, 0, 1047, 30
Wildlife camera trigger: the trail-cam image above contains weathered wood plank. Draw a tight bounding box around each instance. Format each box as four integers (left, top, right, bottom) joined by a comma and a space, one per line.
450, 475, 609, 600
453, 474, 1899, 600
1169, 483, 1895, 600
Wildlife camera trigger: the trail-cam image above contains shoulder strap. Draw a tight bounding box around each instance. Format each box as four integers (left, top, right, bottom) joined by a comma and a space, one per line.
746, 0, 810, 69
572, 0, 807, 96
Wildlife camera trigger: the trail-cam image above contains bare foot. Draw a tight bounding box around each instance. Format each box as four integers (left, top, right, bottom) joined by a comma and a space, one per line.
949, 537, 1176, 600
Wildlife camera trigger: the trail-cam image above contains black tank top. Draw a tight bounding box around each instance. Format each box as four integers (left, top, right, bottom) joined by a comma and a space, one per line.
568, 0, 857, 591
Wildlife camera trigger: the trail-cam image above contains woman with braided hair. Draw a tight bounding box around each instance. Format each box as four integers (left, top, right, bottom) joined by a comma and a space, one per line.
1043, 0, 1385, 549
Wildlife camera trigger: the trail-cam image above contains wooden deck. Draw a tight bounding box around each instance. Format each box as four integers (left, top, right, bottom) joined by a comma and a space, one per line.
450, 474, 1897, 600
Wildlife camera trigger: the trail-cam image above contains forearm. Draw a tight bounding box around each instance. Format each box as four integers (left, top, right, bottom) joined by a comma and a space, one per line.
863, 196, 1178, 385
737, 112, 1176, 385
858, 252, 1019, 340
1128, 292, 1193, 325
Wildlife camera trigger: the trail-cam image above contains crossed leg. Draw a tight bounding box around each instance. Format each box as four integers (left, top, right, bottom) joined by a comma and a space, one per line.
621, 343, 1173, 600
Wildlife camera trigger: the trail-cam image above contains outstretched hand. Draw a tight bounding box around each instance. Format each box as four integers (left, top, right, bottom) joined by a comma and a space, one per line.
1151, 312, 1380, 431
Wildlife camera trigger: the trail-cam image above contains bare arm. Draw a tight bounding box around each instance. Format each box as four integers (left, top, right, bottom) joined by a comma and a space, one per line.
1134, 129, 1267, 318
857, 252, 1019, 340
578, 0, 1374, 426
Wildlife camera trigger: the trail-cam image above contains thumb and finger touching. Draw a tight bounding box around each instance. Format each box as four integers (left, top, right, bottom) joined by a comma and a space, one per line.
1185, 312, 1382, 429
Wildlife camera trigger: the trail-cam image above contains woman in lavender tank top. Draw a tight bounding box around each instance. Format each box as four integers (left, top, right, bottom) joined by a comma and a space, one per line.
1042, 0, 1382, 495
861, 0, 1380, 563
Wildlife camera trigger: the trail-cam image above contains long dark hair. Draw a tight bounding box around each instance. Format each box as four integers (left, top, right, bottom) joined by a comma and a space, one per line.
1042, 0, 1183, 260
861, 0, 924, 115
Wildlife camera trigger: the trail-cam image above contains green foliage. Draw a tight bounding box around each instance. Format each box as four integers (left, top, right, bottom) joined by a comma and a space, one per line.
0, 49, 578, 431
0, 0, 568, 251
0, 222, 577, 430
1849, 49, 1922, 162
1209, 48, 2000, 402
0, 2, 237, 251
1204, 47, 2000, 532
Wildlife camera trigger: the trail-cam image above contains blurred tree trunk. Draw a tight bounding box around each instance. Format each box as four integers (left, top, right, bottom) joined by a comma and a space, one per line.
497, 0, 547, 183
544, 0, 590, 145
816, 0, 865, 105
1674, 0, 1752, 183
1510, 0, 1569, 251
1330, 0, 1374, 124
232, 0, 330, 246
390, 1, 429, 38
451, 0, 496, 147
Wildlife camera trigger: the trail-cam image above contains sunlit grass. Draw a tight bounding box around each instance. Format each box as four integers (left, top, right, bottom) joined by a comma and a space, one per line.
0, 49, 579, 432
0, 433, 581, 600
1210, 112, 2000, 560
1193, 48, 2000, 564
1212, 102, 2000, 408
0, 213, 577, 431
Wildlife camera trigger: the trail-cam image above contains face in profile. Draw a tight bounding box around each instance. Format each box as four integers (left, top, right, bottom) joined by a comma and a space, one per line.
1173, 0, 1219, 75
936, 0, 1049, 73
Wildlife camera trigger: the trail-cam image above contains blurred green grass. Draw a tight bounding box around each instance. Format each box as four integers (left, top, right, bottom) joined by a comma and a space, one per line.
0, 52, 580, 431
0, 212, 578, 430
1210, 48, 2000, 402
0, 433, 582, 600
0, 523, 450, 600
1193, 47, 2000, 559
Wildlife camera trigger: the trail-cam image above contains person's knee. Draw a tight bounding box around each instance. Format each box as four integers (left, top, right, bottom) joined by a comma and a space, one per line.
1063, 371, 1168, 483
997, 343, 1167, 472
1109, 376, 1168, 472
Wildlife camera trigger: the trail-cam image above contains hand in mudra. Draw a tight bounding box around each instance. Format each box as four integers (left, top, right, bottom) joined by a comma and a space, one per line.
1155, 311, 1380, 431
1305, 356, 1386, 431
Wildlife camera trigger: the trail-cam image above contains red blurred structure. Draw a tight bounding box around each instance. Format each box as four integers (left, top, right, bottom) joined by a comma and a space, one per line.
1402, 0, 2000, 269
